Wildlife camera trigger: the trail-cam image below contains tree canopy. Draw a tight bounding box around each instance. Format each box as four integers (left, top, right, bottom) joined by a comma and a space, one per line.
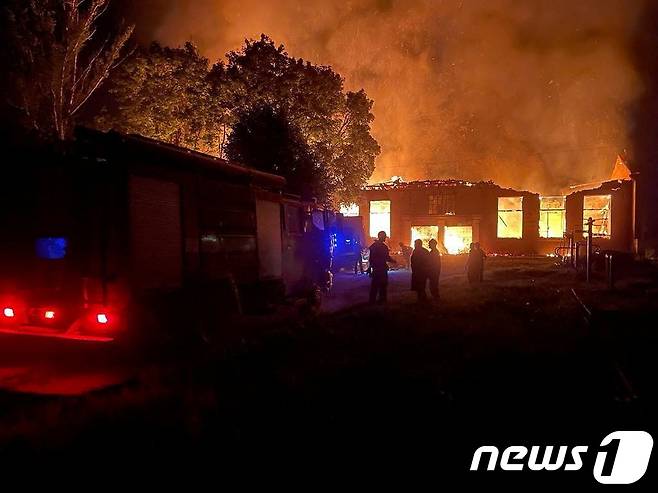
95, 42, 229, 155
96, 35, 379, 204
1, 0, 133, 140
226, 105, 327, 201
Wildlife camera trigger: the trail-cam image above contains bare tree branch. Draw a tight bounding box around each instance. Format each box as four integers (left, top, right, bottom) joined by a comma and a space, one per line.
5, 0, 134, 139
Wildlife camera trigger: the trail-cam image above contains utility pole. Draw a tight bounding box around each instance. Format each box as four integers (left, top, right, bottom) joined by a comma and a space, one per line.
586, 217, 594, 283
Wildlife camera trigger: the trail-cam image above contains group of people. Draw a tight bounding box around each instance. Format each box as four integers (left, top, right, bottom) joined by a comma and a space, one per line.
409, 238, 442, 302
368, 231, 487, 305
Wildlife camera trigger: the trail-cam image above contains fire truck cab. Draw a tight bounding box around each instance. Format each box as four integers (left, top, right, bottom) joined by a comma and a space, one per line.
0, 129, 302, 343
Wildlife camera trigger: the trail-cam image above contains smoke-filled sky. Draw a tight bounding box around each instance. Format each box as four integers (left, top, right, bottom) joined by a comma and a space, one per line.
122, 0, 647, 193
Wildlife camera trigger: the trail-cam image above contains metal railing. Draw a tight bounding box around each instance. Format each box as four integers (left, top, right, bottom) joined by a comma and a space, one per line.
558, 218, 608, 284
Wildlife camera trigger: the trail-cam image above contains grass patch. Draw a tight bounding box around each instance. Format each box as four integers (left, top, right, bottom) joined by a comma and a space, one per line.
1, 257, 655, 465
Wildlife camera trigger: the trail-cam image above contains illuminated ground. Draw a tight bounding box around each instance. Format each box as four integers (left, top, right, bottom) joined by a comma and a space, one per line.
0, 335, 134, 395
0, 256, 656, 485
0, 255, 462, 396
323, 255, 468, 312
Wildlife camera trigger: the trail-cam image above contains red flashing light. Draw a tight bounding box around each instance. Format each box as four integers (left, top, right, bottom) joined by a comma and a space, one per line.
3, 307, 15, 318
96, 313, 109, 324
44, 310, 55, 320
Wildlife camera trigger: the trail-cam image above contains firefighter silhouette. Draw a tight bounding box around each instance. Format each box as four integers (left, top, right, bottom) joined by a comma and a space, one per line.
368, 231, 396, 303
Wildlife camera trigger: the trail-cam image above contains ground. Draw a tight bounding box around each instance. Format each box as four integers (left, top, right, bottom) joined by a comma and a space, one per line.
324, 255, 467, 311
0, 256, 656, 486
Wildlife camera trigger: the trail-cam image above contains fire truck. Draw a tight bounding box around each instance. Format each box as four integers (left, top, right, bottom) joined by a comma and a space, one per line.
331, 215, 367, 274
0, 129, 332, 344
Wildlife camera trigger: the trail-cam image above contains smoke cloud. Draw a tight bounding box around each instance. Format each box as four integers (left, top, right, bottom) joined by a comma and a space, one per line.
126, 0, 645, 193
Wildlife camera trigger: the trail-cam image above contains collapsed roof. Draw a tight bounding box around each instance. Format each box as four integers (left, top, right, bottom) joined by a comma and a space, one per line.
562, 155, 633, 194
365, 155, 633, 197
363, 178, 498, 191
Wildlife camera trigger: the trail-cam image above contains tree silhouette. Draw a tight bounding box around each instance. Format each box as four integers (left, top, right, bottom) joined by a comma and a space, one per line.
2, 0, 133, 140
99, 34, 379, 204
226, 105, 328, 202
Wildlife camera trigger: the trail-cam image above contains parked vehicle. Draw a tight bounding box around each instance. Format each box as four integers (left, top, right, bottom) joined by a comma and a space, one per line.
331, 215, 367, 274
0, 129, 331, 344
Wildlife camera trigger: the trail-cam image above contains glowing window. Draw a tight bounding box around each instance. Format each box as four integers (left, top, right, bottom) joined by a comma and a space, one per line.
369, 200, 391, 238
443, 226, 472, 254
411, 226, 439, 248
539, 196, 566, 239
583, 195, 611, 238
497, 197, 523, 239
340, 203, 360, 217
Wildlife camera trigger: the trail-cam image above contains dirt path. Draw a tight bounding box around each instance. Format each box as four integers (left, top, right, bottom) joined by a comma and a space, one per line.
323, 255, 468, 312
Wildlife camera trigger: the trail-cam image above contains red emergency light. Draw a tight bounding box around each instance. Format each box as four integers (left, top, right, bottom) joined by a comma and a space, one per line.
44, 310, 56, 320
3, 307, 15, 318
96, 313, 108, 324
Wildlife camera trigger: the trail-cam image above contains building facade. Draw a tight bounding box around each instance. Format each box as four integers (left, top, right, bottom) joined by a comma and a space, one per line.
354, 174, 636, 256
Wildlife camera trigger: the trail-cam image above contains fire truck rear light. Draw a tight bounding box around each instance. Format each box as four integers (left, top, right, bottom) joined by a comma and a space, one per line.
96, 313, 108, 324
3, 307, 14, 318
44, 310, 55, 319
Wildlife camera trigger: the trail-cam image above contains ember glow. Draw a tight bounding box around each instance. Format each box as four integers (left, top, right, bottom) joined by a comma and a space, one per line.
129, 0, 647, 194
443, 226, 472, 255
411, 226, 439, 248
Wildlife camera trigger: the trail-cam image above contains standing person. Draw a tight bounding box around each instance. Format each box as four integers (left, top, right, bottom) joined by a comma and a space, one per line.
427, 238, 442, 301
475, 242, 487, 281
369, 231, 396, 304
466, 242, 486, 284
399, 242, 412, 269
411, 239, 429, 302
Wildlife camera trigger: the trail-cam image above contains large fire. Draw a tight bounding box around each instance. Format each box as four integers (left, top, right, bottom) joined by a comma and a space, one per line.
410, 225, 472, 254
410, 226, 438, 248
146, 0, 644, 194
443, 226, 472, 255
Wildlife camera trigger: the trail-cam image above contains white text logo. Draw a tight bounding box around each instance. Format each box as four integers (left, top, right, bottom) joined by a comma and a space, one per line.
470, 431, 653, 484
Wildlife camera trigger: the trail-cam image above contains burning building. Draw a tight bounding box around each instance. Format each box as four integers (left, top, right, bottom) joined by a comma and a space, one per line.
352, 157, 637, 256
